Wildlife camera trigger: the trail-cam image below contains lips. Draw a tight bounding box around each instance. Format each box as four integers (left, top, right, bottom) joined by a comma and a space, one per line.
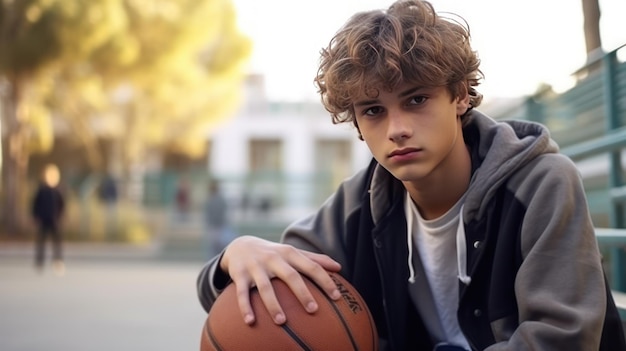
388, 147, 421, 158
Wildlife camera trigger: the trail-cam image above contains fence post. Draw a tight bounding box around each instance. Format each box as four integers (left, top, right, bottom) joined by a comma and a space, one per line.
525, 95, 545, 124
603, 51, 626, 291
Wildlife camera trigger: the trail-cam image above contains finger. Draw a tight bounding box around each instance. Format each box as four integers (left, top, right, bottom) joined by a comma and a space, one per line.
290, 258, 341, 301
253, 275, 287, 324
279, 268, 320, 314
234, 279, 256, 325
301, 251, 342, 272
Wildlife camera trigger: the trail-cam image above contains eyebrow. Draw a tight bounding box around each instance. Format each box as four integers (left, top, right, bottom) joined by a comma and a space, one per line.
399, 86, 424, 98
353, 99, 379, 108
353, 86, 426, 107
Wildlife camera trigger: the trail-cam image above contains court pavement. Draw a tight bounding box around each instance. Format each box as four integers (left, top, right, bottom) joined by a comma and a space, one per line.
0, 248, 209, 351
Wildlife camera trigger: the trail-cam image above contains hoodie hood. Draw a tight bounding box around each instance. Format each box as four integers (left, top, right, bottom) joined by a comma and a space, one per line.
378, 110, 559, 290
369, 110, 559, 225
462, 110, 559, 222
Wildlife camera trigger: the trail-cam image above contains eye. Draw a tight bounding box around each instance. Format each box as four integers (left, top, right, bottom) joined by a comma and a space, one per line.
363, 105, 384, 117
408, 95, 427, 105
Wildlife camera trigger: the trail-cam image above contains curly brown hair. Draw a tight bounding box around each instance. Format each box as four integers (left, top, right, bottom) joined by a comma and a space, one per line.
314, 0, 483, 136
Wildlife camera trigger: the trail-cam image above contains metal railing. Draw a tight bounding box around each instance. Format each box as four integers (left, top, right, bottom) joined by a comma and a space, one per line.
517, 44, 626, 316
556, 44, 626, 293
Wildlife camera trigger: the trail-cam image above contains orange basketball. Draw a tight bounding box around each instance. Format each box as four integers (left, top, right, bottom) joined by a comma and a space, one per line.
200, 271, 378, 351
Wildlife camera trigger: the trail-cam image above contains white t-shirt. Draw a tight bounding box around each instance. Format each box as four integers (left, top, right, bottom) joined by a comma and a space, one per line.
406, 192, 470, 349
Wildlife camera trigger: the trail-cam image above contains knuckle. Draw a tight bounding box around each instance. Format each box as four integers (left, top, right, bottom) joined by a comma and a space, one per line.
308, 262, 327, 274
255, 279, 273, 292
283, 269, 302, 283
257, 249, 281, 263
235, 283, 250, 294
276, 243, 298, 256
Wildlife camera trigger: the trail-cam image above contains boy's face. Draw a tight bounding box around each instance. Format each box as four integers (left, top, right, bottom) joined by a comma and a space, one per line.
353, 83, 470, 184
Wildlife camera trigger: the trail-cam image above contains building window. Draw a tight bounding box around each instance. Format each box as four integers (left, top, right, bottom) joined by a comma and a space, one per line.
249, 139, 282, 174
314, 139, 352, 204
246, 139, 283, 210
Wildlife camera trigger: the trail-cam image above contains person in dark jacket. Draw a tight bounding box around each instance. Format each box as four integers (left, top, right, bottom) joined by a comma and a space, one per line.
31, 164, 66, 275
196, 1, 626, 349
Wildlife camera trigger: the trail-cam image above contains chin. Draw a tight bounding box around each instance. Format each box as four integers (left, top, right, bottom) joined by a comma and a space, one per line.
387, 166, 430, 183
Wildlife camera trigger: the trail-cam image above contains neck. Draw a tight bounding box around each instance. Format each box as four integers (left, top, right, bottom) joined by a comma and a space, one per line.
404, 139, 471, 220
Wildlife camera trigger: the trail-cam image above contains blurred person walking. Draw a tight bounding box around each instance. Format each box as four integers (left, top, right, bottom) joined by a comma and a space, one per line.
31, 164, 66, 275
203, 180, 234, 258
98, 173, 118, 205
98, 173, 118, 240
175, 177, 191, 222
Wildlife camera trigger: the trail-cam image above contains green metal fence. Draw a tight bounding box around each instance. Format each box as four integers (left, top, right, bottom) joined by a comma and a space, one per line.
518, 44, 626, 299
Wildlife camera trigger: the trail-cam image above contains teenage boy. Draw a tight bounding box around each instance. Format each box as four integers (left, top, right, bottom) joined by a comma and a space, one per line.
197, 1, 626, 349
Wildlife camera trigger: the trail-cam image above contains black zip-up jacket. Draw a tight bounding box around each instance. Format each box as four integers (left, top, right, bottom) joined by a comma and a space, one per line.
198, 111, 626, 350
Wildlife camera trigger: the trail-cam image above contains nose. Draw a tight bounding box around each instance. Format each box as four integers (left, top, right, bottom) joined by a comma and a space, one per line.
387, 110, 412, 142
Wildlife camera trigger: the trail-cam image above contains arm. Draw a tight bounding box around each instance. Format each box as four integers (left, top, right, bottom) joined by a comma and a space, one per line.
197, 253, 231, 312
487, 154, 607, 350
56, 189, 65, 218
31, 188, 42, 220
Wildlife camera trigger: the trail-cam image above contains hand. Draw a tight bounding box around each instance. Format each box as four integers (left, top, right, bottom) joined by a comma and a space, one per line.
220, 235, 342, 325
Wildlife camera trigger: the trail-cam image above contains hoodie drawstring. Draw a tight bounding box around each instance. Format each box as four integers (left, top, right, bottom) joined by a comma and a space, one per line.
456, 206, 471, 285
405, 193, 417, 283
405, 193, 471, 285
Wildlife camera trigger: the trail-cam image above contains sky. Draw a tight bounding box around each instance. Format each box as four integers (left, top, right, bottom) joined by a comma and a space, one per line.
231, 0, 626, 103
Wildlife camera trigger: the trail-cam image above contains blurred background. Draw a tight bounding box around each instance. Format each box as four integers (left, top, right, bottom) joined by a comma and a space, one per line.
1, 0, 625, 350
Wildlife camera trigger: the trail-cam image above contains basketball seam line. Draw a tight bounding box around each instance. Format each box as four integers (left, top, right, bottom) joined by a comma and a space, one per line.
316, 274, 360, 351
281, 324, 313, 351
207, 322, 224, 351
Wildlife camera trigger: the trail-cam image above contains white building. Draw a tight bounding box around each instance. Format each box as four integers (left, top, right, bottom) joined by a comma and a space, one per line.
207, 75, 372, 222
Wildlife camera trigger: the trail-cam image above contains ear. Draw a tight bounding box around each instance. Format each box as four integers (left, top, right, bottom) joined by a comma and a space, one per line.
456, 93, 470, 116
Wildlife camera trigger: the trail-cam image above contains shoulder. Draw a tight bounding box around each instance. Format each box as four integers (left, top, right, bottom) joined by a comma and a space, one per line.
515, 153, 579, 181
507, 153, 584, 206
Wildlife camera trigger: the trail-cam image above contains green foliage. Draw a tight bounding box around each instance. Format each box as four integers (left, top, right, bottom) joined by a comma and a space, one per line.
0, 0, 61, 75
0, 0, 132, 75
1, 0, 251, 236
1, 0, 252, 165
110, 0, 253, 160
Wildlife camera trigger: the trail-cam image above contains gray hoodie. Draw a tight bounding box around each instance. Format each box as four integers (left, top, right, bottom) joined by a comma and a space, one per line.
198, 111, 626, 350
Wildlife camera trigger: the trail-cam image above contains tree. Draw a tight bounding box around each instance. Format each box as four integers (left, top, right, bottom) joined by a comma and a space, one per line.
581, 0, 602, 59
0, 0, 128, 234
580, 0, 603, 77
47, 0, 251, 172
103, 0, 251, 178
0, 0, 251, 235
